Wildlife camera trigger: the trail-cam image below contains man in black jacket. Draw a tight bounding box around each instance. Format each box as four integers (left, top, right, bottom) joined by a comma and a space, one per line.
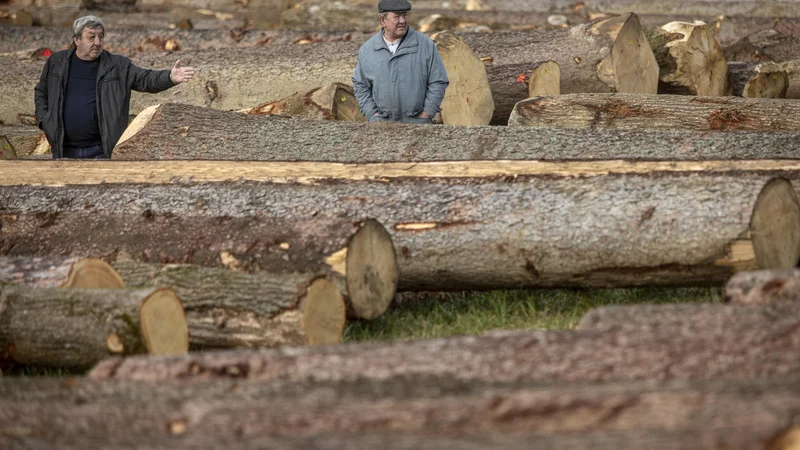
34, 15, 196, 159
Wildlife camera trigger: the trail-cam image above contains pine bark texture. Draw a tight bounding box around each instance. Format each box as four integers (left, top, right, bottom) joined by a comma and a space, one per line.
2, 161, 800, 290
727, 61, 789, 98
112, 262, 345, 348
0, 285, 185, 368
508, 93, 800, 131
108, 103, 800, 161
1, 376, 799, 448
90, 301, 800, 383
724, 269, 800, 304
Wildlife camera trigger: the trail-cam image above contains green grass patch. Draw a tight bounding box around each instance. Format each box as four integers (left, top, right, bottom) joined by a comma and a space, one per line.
344, 287, 722, 343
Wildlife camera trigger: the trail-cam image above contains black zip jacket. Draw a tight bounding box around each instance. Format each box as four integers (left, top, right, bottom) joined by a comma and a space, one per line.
34, 48, 175, 159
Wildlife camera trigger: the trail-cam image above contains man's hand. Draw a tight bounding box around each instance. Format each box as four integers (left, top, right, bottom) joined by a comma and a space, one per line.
170, 60, 197, 84
417, 111, 431, 119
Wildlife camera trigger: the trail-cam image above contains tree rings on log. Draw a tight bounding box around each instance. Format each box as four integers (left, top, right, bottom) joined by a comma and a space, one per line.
528, 61, 560, 97
0, 286, 188, 368
727, 62, 789, 98
749, 178, 800, 269
239, 83, 365, 122
650, 21, 728, 96
0, 256, 124, 288
431, 30, 494, 125
344, 219, 399, 320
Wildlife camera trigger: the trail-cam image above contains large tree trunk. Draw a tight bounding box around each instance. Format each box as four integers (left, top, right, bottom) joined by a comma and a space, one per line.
0, 256, 124, 288
0, 285, 188, 368
1, 375, 799, 448
460, 0, 800, 17
0, 125, 49, 156
461, 13, 658, 124
724, 269, 800, 305
90, 300, 800, 383
727, 61, 790, 98
509, 93, 800, 131
5, 160, 798, 291
649, 21, 728, 96
109, 103, 800, 161
237, 83, 365, 122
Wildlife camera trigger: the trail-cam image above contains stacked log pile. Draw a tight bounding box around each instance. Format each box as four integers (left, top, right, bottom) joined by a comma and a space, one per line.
4, 1, 800, 448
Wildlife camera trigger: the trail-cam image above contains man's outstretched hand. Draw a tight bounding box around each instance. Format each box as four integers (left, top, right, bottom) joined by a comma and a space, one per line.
170, 60, 197, 84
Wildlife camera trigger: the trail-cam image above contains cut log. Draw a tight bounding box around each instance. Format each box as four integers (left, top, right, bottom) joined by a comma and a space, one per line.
238, 83, 365, 122
509, 93, 800, 131
108, 103, 800, 161
115, 263, 348, 347
781, 60, 800, 99
0, 125, 50, 156
0, 285, 188, 368
458, 0, 800, 17
0, 256, 124, 288
648, 21, 728, 96
89, 300, 800, 383
1, 375, 799, 449
3, 160, 800, 291
461, 13, 658, 123
724, 30, 800, 63
431, 30, 494, 125
0, 137, 16, 160
727, 61, 789, 98
528, 61, 560, 97
724, 269, 800, 305
0, 179, 399, 319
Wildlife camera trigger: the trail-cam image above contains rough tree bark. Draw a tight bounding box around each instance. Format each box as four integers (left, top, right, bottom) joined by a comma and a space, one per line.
0, 285, 188, 368
724, 269, 800, 304
89, 300, 800, 382
0, 256, 124, 288
114, 262, 349, 347
459, 0, 800, 17
508, 93, 800, 131
724, 30, 800, 63
1, 375, 799, 448
237, 83, 365, 122
4, 160, 798, 291
107, 103, 800, 161
727, 61, 789, 97
431, 30, 494, 126
649, 21, 728, 96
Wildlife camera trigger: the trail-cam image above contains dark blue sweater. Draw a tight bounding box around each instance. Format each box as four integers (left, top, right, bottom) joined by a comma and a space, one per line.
63, 53, 102, 148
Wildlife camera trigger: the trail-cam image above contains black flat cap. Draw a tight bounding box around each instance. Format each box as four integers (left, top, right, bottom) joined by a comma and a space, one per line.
378, 0, 411, 13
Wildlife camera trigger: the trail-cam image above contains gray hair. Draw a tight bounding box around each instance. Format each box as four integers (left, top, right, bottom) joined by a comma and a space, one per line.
72, 15, 105, 40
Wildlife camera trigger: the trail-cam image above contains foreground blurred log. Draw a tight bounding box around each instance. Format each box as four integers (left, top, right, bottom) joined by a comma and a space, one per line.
727, 61, 789, 97
4, 160, 798, 291
724, 269, 800, 304
649, 21, 728, 96
0, 256, 123, 288
238, 83, 365, 122
109, 103, 800, 161
461, 13, 658, 123
2, 375, 800, 449
0, 285, 188, 368
509, 93, 800, 131
115, 263, 348, 346
90, 300, 800, 382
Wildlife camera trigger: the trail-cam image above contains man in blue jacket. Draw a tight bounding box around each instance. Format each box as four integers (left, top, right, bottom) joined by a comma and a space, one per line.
352, 0, 449, 124
34, 15, 196, 159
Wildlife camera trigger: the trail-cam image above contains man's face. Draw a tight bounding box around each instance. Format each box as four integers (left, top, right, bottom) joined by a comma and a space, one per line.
74, 26, 104, 61
381, 11, 408, 41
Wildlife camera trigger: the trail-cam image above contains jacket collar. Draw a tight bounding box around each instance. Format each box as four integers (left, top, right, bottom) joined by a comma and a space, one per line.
372, 28, 418, 52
